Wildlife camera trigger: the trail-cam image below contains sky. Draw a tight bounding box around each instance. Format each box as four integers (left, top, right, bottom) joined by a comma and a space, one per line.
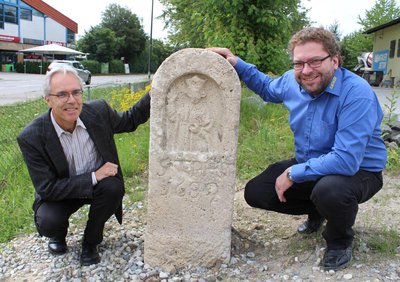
302, 0, 379, 36
42, 0, 382, 41
42, 0, 167, 39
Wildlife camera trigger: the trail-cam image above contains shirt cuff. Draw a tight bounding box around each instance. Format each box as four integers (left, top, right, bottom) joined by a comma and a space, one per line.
290, 163, 306, 183
291, 163, 321, 183
234, 57, 247, 74
91, 172, 98, 186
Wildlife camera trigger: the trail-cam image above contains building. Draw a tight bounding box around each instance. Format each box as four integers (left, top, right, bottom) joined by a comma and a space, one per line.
365, 17, 400, 87
0, 0, 77, 71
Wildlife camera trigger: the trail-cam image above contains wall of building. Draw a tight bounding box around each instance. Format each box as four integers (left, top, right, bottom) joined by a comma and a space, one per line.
0, 0, 77, 70
372, 23, 400, 84
20, 14, 44, 42
1, 22, 19, 37
45, 17, 66, 44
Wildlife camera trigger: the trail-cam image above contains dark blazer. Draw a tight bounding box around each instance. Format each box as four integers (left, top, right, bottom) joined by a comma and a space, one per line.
17, 93, 151, 224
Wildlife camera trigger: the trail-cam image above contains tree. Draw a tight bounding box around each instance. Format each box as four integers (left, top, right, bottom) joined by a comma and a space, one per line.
131, 39, 174, 73
101, 3, 147, 64
358, 0, 400, 30
340, 0, 400, 69
327, 20, 342, 42
77, 26, 121, 63
160, 0, 310, 74
340, 31, 373, 70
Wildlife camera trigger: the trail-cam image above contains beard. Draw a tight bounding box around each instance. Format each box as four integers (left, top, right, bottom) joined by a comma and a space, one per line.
295, 68, 334, 96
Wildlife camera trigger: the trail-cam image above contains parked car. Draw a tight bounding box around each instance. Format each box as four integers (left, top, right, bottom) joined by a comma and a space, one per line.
47, 60, 91, 84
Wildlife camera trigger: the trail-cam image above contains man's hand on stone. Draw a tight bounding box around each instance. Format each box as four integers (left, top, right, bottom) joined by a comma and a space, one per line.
207, 47, 238, 66
95, 162, 118, 182
275, 168, 294, 202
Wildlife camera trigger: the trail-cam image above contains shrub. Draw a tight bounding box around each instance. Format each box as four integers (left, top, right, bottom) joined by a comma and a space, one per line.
109, 59, 125, 74
81, 60, 101, 74
15, 61, 50, 74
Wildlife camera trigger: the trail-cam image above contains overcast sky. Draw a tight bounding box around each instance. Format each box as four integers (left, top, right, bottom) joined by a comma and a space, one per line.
43, 0, 382, 40
303, 0, 379, 36
43, 0, 167, 39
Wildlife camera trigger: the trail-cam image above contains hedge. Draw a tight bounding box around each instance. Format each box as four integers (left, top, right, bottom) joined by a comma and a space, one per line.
15, 62, 50, 74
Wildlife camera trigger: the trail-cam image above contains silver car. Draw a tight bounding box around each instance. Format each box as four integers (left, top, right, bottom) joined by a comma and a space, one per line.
47, 60, 92, 84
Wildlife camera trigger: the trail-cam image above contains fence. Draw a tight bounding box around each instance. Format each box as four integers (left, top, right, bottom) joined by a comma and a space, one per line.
0, 80, 150, 179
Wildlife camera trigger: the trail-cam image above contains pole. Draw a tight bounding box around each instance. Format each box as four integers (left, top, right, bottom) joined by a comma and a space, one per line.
147, 0, 154, 81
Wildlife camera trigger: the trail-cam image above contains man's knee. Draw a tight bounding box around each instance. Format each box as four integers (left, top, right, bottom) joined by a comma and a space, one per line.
244, 179, 259, 207
95, 177, 124, 202
244, 178, 277, 209
311, 175, 354, 210
35, 208, 67, 237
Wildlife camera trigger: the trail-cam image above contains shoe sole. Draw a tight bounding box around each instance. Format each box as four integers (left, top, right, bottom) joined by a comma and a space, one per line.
48, 248, 67, 255
323, 257, 352, 271
80, 258, 100, 266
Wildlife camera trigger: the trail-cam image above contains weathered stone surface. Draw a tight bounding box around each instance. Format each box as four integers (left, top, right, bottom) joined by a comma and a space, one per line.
144, 48, 241, 271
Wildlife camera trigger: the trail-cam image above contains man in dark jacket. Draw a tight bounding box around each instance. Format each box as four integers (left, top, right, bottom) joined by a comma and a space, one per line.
17, 66, 150, 266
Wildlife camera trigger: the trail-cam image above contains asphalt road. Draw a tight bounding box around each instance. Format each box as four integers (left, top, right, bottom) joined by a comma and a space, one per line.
0, 72, 399, 117
0, 72, 151, 106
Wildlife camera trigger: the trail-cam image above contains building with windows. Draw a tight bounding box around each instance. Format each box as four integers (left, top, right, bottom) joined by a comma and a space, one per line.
365, 18, 400, 87
0, 0, 77, 71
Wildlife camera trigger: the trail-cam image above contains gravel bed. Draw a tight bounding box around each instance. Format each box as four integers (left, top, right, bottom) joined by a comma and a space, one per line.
1, 175, 400, 281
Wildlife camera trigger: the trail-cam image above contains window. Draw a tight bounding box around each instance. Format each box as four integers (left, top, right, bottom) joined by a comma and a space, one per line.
4, 5, 17, 24
3, 0, 17, 4
67, 29, 75, 43
20, 8, 32, 21
397, 39, 400, 58
32, 8, 43, 17
0, 5, 3, 29
389, 39, 396, 58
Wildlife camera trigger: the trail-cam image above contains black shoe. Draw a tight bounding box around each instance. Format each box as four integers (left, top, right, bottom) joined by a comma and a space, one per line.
323, 246, 352, 271
48, 237, 67, 255
297, 217, 325, 234
80, 241, 100, 266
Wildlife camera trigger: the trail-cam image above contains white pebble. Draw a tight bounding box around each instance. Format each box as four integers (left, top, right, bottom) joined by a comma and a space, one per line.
343, 273, 353, 280
159, 271, 169, 279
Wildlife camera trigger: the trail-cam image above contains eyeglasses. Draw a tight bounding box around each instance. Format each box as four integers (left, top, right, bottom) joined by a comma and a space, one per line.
292, 55, 331, 71
48, 89, 83, 101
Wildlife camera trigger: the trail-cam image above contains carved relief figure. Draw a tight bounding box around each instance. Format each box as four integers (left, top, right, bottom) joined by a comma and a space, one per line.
166, 74, 222, 152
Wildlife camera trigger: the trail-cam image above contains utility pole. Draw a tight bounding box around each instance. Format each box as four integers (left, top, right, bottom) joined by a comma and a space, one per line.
147, 0, 154, 81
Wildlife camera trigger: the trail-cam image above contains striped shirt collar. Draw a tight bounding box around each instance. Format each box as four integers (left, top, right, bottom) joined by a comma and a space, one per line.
50, 110, 86, 137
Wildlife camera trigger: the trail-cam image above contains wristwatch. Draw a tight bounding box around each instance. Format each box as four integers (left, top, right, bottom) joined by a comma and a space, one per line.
287, 166, 293, 181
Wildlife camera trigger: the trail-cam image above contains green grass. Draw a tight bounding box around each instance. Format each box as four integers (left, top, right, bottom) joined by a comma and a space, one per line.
237, 88, 293, 180
366, 228, 400, 255
0, 163, 37, 241
356, 228, 400, 256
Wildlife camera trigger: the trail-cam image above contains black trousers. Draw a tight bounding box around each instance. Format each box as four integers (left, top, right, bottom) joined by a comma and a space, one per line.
244, 158, 383, 249
35, 177, 124, 246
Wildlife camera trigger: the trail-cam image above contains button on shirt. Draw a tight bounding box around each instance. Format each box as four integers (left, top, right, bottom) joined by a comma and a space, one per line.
235, 58, 387, 182
50, 111, 102, 185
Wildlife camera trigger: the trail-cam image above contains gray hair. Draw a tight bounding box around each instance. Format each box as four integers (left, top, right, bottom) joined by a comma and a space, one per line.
43, 65, 83, 96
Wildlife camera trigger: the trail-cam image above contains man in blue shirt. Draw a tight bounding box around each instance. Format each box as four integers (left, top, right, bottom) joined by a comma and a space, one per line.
210, 27, 387, 271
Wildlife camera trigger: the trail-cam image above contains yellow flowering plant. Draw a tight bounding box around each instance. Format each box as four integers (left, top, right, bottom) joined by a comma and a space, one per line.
110, 83, 151, 111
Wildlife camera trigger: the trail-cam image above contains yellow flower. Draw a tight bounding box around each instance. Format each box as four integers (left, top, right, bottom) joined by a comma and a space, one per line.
110, 83, 151, 111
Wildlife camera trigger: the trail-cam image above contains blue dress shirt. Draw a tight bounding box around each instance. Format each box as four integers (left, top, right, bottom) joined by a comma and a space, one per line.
235, 58, 387, 182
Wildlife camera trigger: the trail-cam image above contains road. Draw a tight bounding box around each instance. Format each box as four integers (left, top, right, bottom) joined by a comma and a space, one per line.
1, 72, 400, 117
0, 72, 151, 106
